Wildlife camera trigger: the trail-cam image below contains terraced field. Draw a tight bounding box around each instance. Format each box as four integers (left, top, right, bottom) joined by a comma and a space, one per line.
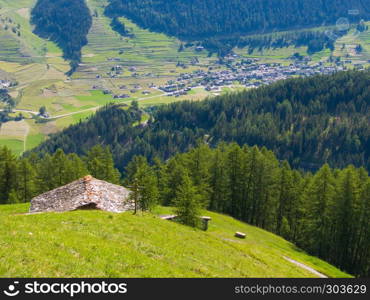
334, 22, 370, 65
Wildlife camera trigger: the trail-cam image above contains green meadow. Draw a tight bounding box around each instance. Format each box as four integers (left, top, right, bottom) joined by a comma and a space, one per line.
0, 204, 351, 278
0, 137, 23, 155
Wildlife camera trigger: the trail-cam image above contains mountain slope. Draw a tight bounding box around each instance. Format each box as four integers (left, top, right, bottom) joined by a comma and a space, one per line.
30, 0, 92, 74
32, 70, 370, 171
105, 0, 370, 39
0, 204, 351, 277
1, 0, 370, 156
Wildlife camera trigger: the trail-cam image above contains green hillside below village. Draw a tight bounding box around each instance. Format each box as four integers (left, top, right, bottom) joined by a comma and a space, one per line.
0, 0, 369, 155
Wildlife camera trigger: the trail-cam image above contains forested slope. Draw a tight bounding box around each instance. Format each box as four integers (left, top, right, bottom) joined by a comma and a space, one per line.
105, 0, 370, 39
31, 70, 370, 172
2, 144, 367, 276
31, 0, 92, 74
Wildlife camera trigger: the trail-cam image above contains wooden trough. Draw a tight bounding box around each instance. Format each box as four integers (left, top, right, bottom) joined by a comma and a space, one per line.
201, 216, 212, 231
160, 215, 177, 221
160, 215, 212, 231
235, 231, 246, 239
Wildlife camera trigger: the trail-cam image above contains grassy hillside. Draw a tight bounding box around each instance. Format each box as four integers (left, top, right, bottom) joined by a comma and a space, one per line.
0, 203, 350, 277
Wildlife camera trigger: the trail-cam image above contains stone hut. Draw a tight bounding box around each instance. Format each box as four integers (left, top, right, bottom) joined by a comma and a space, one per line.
30, 175, 133, 213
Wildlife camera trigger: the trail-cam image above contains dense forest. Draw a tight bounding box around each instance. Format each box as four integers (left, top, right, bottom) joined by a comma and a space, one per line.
0, 145, 120, 205
3, 143, 369, 276
187, 28, 349, 57
148, 143, 370, 277
110, 17, 132, 37
105, 0, 369, 53
31, 0, 92, 74
236, 29, 347, 55
31, 70, 370, 172
204, 29, 348, 57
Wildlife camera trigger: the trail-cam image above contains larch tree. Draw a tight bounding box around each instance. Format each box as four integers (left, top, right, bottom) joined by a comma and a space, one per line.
17, 158, 36, 203
303, 164, 336, 257
173, 169, 202, 228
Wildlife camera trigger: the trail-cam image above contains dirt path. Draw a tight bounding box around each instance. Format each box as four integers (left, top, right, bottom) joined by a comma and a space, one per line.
0, 119, 30, 154
0, 109, 39, 115
283, 256, 328, 278
51, 93, 167, 119
1, 93, 167, 123
22, 121, 30, 154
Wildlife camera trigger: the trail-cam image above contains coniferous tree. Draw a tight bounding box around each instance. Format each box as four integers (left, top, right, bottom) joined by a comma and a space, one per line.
335, 167, 360, 271
162, 157, 188, 206
355, 181, 370, 276
86, 145, 120, 183
227, 144, 244, 218
101, 146, 121, 184
255, 147, 279, 231
0, 146, 18, 203
303, 164, 336, 257
86, 145, 107, 179
17, 158, 36, 203
51, 149, 72, 187
152, 157, 170, 206
209, 146, 230, 212
288, 171, 306, 243
7, 189, 19, 204
186, 143, 212, 207
276, 161, 294, 237
126, 156, 159, 212
67, 153, 89, 180
35, 153, 54, 193
243, 146, 260, 224
128, 177, 140, 215
173, 169, 202, 227
124, 155, 148, 185
138, 169, 159, 212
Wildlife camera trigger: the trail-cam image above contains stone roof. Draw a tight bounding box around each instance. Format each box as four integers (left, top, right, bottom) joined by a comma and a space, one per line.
30, 175, 133, 213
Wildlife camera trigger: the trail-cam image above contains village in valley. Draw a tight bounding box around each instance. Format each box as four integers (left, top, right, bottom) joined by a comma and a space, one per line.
90, 51, 366, 100
157, 55, 351, 96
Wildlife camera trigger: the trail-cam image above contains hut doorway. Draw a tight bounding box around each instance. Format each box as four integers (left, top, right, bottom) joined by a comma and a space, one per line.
76, 203, 98, 210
